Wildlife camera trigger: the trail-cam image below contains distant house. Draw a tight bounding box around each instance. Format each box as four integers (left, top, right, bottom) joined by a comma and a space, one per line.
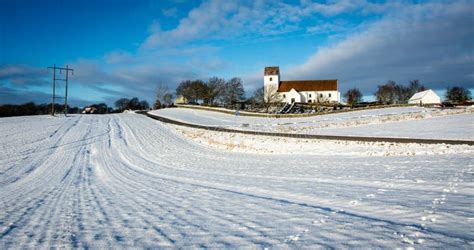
264, 66, 340, 104
82, 106, 97, 114
408, 89, 441, 105
175, 95, 187, 104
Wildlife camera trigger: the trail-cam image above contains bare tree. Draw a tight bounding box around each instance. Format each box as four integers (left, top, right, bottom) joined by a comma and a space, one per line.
344, 88, 363, 107
408, 80, 426, 97
154, 99, 161, 109
253, 85, 283, 112
156, 84, 171, 108
375, 81, 397, 104
138, 100, 150, 110
192, 80, 209, 103
206, 77, 226, 105
163, 93, 173, 106
114, 98, 130, 112
126, 97, 140, 110
224, 77, 245, 105
176, 80, 193, 103
393, 84, 411, 104
446, 86, 472, 103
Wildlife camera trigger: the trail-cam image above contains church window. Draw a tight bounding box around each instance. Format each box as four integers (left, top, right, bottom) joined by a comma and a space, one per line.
309, 94, 312, 98
320, 94, 323, 98
283, 94, 286, 98
269, 77, 272, 81
329, 93, 332, 97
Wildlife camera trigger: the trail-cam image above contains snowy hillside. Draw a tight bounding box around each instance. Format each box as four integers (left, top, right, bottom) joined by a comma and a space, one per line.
152, 107, 474, 140
1, 113, 473, 248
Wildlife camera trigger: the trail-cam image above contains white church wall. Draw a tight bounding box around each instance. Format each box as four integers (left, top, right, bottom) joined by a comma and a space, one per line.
264, 75, 279, 101
279, 90, 340, 103
286, 89, 302, 103
299, 91, 340, 103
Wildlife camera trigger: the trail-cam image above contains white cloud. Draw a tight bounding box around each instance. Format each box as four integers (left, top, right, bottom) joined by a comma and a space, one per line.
141, 0, 406, 50
62, 58, 204, 103
300, 0, 364, 16
142, 0, 241, 48
0, 65, 49, 87
104, 50, 133, 64
286, 1, 474, 94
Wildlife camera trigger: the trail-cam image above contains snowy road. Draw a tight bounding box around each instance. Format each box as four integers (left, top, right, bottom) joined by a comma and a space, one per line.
1, 114, 473, 248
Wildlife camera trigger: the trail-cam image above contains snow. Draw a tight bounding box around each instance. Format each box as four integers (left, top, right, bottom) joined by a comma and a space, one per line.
151, 106, 474, 140
171, 125, 473, 156
318, 113, 473, 140
1, 113, 473, 248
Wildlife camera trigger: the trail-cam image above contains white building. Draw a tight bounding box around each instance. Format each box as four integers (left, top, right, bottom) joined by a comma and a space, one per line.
264, 66, 340, 104
408, 89, 441, 105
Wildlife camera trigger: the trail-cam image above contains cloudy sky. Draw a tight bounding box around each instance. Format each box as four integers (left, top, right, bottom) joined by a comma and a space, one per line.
1, 0, 473, 107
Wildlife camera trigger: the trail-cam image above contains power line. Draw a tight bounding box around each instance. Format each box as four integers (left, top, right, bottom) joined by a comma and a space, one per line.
47, 65, 74, 116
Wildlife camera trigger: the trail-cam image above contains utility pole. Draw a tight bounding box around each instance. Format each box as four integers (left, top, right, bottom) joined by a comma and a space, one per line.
51, 64, 56, 115
48, 65, 74, 116
64, 65, 70, 115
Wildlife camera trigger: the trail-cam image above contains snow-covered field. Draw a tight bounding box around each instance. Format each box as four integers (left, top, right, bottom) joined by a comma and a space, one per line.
1, 113, 473, 248
171, 125, 473, 156
152, 106, 474, 140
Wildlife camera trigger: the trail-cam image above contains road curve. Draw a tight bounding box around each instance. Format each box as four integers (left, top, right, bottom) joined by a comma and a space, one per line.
145, 112, 474, 145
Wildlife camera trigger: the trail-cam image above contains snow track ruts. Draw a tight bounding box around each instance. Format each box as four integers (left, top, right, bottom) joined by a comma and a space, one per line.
1, 114, 473, 248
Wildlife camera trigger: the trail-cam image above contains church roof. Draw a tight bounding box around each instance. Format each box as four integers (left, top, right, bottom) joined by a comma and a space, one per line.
278, 80, 338, 92
264, 66, 280, 75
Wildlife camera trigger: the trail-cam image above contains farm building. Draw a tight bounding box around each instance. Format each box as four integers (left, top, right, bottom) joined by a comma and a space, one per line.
408, 89, 441, 105
175, 95, 187, 104
82, 106, 97, 114
264, 66, 340, 104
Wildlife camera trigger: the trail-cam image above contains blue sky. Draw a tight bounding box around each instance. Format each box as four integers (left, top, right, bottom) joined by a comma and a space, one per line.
1, 0, 473, 107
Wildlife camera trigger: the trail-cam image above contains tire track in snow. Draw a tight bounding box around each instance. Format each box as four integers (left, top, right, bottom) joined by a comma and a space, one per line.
1, 114, 472, 248
1, 116, 84, 218
0, 116, 112, 248
101, 114, 474, 246
93, 115, 293, 246
0, 116, 80, 185
0, 116, 92, 247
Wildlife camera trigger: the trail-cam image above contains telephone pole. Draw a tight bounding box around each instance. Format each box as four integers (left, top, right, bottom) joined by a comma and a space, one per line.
48, 65, 74, 116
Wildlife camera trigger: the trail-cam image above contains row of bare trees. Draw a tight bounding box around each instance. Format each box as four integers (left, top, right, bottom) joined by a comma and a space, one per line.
344, 80, 427, 106
374, 80, 426, 104
114, 97, 149, 112
0, 102, 82, 117
345, 80, 471, 107
155, 77, 246, 109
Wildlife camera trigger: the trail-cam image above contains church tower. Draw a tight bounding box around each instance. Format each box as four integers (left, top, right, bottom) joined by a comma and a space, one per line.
264, 66, 280, 100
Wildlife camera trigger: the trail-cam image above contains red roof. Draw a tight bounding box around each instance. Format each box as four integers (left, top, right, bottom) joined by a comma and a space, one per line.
278, 80, 338, 92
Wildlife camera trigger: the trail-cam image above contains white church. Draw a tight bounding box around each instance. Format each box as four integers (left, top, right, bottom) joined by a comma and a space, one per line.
264, 66, 341, 104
